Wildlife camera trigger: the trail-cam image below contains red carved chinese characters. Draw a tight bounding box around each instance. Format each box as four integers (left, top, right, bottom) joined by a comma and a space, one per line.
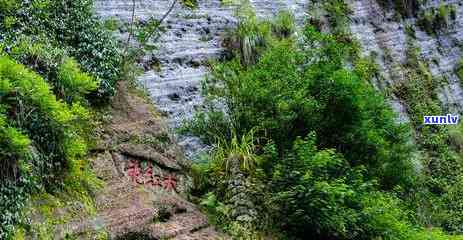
162, 175, 177, 191
143, 164, 154, 185
125, 160, 177, 191
127, 160, 142, 184
152, 175, 163, 187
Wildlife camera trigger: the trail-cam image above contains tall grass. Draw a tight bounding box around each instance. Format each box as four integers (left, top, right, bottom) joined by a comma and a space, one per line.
211, 129, 261, 174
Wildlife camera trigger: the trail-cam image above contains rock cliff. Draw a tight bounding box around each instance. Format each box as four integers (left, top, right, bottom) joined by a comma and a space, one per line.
347, 0, 463, 121
94, 0, 463, 157
27, 82, 228, 239
88, 1, 463, 237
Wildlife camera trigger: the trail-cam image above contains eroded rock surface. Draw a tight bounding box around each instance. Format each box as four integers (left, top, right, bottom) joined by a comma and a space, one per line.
94, 0, 309, 158
95, 0, 463, 157
347, 0, 463, 119
86, 0, 463, 238
36, 82, 228, 239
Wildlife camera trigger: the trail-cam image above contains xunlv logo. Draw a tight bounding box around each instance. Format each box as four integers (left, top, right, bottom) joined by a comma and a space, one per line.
423, 114, 459, 125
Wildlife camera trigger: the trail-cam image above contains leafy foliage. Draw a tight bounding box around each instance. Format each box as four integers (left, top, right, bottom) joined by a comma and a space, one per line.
0, 1, 124, 238
417, 4, 457, 35
199, 25, 415, 188
0, 45, 97, 240
270, 134, 365, 238
0, 16, 107, 238
323, 0, 352, 35
0, 0, 122, 103
387, 35, 463, 234
186, 9, 463, 240
57, 58, 98, 103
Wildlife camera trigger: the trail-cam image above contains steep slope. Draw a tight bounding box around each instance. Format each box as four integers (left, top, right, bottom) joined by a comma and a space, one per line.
347, 0, 463, 119
26, 82, 228, 239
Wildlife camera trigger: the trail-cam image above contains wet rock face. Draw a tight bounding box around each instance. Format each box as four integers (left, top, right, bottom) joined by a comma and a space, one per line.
96, 1, 232, 127
94, 0, 463, 156
347, 0, 463, 116
94, 0, 308, 158
94, 1, 234, 158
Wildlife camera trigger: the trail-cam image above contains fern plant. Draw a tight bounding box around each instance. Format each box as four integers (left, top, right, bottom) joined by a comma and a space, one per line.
0, 55, 96, 238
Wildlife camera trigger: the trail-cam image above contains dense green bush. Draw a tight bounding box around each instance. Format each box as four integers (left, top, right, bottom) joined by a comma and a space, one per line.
57, 58, 98, 103
199, 25, 415, 189
269, 134, 463, 240
187, 10, 463, 239
0, 0, 122, 103
270, 134, 367, 238
0, 54, 95, 238
323, 0, 352, 35
0, 1, 125, 238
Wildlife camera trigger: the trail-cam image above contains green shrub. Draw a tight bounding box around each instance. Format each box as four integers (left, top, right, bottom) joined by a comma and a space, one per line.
185, 24, 430, 239
186, 5, 463, 240
221, 7, 297, 66
201, 26, 415, 188
354, 54, 380, 82
270, 134, 363, 238
0, 1, 119, 238
0, 0, 19, 15
0, 113, 30, 161
180, 108, 232, 145
8, 36, 100, 105
0, 55, 93, 238
272, 11, 295, 38
323, 0, 352, 35
57, 58, 98, 103
0, 55, 90, 180
417, 4, 456, 34
0, 0, 122, 103
269, 134, 460, 240
225, 7, 272, 66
